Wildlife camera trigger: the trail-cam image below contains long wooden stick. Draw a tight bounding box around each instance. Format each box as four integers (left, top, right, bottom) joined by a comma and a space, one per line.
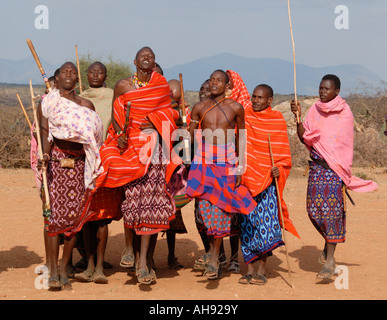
26, 39, 51, 92
287, 0, 300, 124
268, 133, 294, 288
16, 94, 32, 129
179, 73, 191, 163
75, 45, 83, 93
30, 80, 51, 210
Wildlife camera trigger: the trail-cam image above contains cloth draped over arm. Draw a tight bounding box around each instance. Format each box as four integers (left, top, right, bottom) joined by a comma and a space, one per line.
302, 95, 378, 193
96, 71, 182, 190
41, 89, 104, 190
67, 72, 182, 236
242, 106, 300, 238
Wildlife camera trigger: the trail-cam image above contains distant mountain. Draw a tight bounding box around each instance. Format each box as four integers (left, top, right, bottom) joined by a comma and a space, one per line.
163, 53, 383, 96
0, 53, 382, 96
0, 56, 57, 85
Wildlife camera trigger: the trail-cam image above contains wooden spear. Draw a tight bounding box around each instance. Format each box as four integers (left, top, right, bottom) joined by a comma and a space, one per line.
268, 133, 294, 288
287, 0, 300, 124
16, 94, 32, 129
75, 45, 83, 93
29, 80, 51, 211
178, 73, 191, 163
26, 39, 51, 93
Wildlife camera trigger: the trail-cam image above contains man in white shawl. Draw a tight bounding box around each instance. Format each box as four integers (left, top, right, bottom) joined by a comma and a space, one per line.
39, 61, 103, 290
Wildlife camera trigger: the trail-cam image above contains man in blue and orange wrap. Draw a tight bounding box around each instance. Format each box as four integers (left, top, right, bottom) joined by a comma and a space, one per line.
239, 84, 299, 285
186, 69, 256, 280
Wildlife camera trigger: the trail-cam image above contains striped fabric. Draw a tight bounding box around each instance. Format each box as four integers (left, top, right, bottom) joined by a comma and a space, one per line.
96, 71, 182, 190
242, 106, 300, 238
186, 140, 256, 215
68, 72, 182, 235
226, 70, 252, 109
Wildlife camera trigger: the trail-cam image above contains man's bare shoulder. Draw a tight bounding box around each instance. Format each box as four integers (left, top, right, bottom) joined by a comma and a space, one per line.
225, 98, 244, 113
114, 78, 134, 94
192, 99, 211, 113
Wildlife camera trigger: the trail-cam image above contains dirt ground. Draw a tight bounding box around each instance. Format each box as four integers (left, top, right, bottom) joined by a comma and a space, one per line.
0, 167, 386, 301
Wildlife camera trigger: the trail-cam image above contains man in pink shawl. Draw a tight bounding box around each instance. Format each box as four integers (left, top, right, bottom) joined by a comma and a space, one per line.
291, 74, 378, 280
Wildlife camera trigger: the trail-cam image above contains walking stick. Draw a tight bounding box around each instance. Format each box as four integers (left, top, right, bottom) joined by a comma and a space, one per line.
287, 0, 300, 124
178, 73, 191, 163
16, 94, 32, 129
30, 80, 51, 212
26, 39, 52, 93
75, 45, 83, 93
268, 134, 294, 288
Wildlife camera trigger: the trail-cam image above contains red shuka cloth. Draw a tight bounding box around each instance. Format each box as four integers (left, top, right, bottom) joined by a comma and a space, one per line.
242, 106, 300, 238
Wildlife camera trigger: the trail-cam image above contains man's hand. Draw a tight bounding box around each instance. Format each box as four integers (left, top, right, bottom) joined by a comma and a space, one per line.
117, 134, 128, 149
37, 153, 50, 169
290, 100, 301, 119
271, 166, 280, 179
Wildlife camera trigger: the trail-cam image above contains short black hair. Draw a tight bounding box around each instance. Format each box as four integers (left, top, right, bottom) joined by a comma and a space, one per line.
88, 61, 107, 74
211, 69, 229, 84
322, 74, 341, 90
255, 84, 274, 98
135, 46, 155, 59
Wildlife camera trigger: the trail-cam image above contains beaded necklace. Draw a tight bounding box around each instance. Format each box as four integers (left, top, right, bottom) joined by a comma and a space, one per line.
132, 73, 149, 89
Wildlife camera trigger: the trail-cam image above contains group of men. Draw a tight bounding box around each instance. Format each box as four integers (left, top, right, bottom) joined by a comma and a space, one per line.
33, 46, 378, 290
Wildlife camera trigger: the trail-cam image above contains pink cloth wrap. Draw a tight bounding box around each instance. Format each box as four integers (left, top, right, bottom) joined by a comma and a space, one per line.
303, 95, 378, 192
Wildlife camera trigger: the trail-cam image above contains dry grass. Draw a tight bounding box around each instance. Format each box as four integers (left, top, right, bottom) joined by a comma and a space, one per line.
0, 84, 386, 169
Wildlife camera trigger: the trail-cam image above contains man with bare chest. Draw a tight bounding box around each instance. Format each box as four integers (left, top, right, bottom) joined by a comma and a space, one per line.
186, 70, 256, 280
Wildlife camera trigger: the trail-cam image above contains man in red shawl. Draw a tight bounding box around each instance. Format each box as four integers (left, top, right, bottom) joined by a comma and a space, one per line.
239, 84, 299, 285
82, 47, 181, 285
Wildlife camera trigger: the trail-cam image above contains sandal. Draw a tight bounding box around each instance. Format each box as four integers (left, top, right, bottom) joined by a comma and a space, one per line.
193, 253, 211, 270
48, 276, 62, 290
238, 274, 253, 284
227, 260, 240, 273
316, 266, 334, 280
203, 263, 222, 280
136, 267, 152, 285
60, 276, 73, 290
74, 270, 93, 282
250, 273, 268, 285
120, 251, 135, 268
92, 272, 108, 284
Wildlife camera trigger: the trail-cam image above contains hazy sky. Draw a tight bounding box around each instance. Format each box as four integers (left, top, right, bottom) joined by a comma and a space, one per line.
1, 0, 386, 81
